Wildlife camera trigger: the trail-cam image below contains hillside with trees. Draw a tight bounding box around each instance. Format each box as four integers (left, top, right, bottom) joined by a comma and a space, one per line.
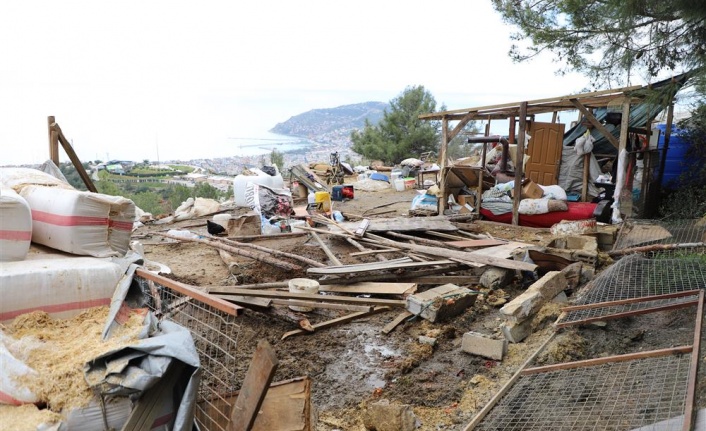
270, 101, 387, 144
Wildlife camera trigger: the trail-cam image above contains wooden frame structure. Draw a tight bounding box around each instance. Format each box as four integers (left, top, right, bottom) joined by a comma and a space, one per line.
47, 115, 97, 192
419, 82, 680, 225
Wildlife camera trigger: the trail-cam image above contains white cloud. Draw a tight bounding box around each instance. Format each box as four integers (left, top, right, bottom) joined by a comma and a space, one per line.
1, 0, 599, 165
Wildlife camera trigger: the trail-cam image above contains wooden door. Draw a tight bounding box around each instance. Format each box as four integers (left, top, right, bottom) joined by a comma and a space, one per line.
526, 122, 565, 185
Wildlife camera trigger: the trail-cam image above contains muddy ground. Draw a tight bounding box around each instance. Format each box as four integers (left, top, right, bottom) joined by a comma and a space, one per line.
134, 177, 705, 430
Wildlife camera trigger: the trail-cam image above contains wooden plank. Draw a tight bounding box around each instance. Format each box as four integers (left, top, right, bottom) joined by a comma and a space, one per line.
219, 295, 273, 308
466, 241, 529, 260
424, 231, 470, 241
382, 311, 414, 335
561, 290, 702, 312
570, 98, 620, 149
683, 290, 703, 431
405, 275, 480, 285
319, 282, 417, 296
281, 307, 391, 340
52, 123, 98, 192
197, 377, 313, 431
307, 259, 457, 275
521, 346, 693, 376
216, 295, 373, 313
555, 299, 698, 329
362, 233, 536, 272
354, 219, 370, 237
227, 340, 279, 431
310, 231, 342, 266
333, 215, 458, 233
209, 287, 407, 307
136, 268, 243, 316
349, 248, 399, 257
445, 239, 507, 249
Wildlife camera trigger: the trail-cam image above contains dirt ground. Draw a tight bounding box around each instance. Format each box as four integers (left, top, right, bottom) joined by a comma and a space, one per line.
134, 176, 705, 431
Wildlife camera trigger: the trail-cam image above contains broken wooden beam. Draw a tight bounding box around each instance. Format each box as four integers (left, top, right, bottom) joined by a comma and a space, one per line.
214, 294, 373, 313
307, 258, 457, 275
281, 307, 391, 340
227, 340, 279, 431
211, 235, 326, 268
319, 282, 417, 296
155, 232, 302, 272
310, 231, 342, 266
361, 233, 536, 272
208, 287, 407, 307
382, 311, 414, 335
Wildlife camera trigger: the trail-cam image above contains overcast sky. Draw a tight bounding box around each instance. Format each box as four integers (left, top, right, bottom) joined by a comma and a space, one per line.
1, 0, 602, 165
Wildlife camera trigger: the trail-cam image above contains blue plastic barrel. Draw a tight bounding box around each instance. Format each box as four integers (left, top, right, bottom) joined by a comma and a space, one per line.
656, 124, 690, 187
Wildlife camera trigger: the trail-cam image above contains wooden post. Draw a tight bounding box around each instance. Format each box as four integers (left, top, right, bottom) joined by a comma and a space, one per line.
47, 116, 59, 165
439, 116, 449, 214
508, 117, 516, 144
53, 123, 98, 192
581, 153, 590, 202
511, 103, 527, 226
551, 111, 558, 123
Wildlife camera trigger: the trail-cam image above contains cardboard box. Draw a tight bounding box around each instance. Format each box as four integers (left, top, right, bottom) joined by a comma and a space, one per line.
511, 179, 543, 200
457, 195, 475, 207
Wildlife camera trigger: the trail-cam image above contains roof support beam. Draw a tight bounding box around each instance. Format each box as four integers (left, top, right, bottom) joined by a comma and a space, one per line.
569, 98, 620, 149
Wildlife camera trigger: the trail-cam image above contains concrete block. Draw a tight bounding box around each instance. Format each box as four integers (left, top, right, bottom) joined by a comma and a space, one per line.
499, 289, 544, 324
500, 271, 568, 324
500, 320, 533, 343
462, 331, 507, 360
551, 291, 569, 304
363, 399, 417, 431
406, 284, 477, 323
479, 267, 513, 290
528, 271, 568, 299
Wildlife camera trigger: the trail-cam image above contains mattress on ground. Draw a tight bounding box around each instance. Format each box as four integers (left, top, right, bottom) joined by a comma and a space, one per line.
480, 202, 598, 228
0, 246, 123, 323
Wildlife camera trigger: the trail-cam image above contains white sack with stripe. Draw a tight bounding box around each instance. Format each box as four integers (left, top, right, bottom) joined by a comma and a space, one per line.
0, 187, 32, 262
20, 185, 135, 257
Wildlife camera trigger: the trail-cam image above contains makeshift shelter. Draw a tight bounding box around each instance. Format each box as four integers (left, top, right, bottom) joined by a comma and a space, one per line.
420, 73, 692, 225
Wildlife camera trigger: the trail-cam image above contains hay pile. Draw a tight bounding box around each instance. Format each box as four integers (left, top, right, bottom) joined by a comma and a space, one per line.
3, 306, 146, 412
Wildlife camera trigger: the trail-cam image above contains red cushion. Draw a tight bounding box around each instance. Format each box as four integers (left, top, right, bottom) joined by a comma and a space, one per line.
479, 202, 598, 228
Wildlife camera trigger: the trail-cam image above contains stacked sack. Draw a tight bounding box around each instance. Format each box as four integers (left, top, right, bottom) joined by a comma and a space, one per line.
0, 167, 135, 258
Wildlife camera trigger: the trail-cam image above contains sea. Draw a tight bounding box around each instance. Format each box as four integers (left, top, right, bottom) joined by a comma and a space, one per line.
225, 132, 313, 158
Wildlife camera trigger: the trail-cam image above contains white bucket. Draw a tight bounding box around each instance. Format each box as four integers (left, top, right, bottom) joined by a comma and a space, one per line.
394, 178, 405, 192
213, 214, 231, 230
288, 278, 320, 312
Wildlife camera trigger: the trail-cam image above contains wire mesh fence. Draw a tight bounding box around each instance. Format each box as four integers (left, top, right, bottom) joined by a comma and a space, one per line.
577, 254, 706, 302
134, 269, 242, 431
475, 352, 693, 431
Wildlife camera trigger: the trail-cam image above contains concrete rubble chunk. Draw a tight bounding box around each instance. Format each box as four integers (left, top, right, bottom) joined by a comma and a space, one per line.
500, 271, 568, 324
479, 267, 514, 290
500, 319, 533, 343
462, 331, 508, 360
406, 284, 477, 323
363, 399, 417, 431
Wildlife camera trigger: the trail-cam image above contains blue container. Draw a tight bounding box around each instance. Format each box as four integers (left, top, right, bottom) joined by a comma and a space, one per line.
656, 124, 690, 187
332, 185, 344, 201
